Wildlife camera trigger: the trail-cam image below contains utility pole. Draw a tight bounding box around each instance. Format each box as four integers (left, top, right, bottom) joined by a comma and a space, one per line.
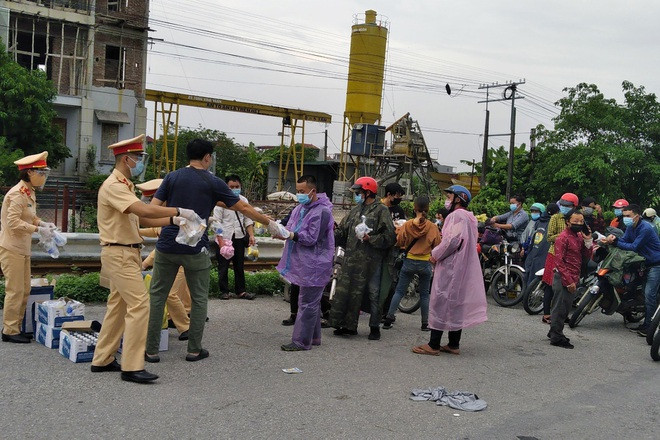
529, 127, 536, 163
478, 80, 525, 200
469, 159, 476, 193
481, 108, 489, 187
323, 129, 328, 161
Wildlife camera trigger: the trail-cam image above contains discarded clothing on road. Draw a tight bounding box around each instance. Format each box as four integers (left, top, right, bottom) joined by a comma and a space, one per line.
410, 386, 487, 412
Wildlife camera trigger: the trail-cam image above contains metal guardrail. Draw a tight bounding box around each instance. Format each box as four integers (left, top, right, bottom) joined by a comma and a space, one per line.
25, 234, 285, 273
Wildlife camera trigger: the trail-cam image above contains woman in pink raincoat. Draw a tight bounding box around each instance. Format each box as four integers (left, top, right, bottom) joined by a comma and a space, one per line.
412, 185, 487, 356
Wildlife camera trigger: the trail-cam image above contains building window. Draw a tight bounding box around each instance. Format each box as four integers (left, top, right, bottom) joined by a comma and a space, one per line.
104, 45, 126, 88
100, 123, 119, 162
108, 1, 120, 12
53, 118, 67, 143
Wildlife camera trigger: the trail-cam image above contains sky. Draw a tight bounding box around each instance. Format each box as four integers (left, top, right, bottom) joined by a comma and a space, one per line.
145, 0, 660, 172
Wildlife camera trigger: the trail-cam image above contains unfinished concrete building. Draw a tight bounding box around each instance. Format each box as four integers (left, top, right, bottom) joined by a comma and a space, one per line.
0, 0, 149, 177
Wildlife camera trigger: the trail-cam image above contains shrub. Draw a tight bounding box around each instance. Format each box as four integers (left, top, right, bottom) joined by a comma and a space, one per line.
54, 273, 109, 303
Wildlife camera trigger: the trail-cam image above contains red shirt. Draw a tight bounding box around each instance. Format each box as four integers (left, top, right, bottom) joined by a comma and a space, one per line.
554, 228, 593, 286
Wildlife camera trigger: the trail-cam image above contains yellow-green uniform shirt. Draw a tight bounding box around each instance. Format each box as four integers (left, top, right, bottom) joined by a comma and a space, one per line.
547, 212, 566, 255
97, 169, 143, 246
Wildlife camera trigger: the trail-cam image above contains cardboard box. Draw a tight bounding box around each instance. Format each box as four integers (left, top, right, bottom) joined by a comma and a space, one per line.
118, 329, 169, 353
34, 322, 61, 349
37, 297, 85, 327
22, 285, 54, 334
59, 321, 101, 363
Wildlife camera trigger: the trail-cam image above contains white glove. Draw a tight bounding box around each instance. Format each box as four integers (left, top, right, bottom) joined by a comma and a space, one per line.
39, 221, 57, 229
177, 208, 197, 221
267, 220, 282, 237
173, 217, 186, 226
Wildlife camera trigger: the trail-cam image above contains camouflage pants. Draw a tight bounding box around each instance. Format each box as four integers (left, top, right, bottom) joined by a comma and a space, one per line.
329, 263, 382, 331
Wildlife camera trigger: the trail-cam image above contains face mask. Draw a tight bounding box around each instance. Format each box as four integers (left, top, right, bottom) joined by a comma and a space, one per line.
570, 224, 583, 233
582, 207, 594, 216
297, 190, 313, 205
559, 205, 571, 215
354, 193, 364, 204
231, 188, 241, 196
614, 208, 622, 217
436, 219, 443, 227
128, 156, 145, 178
444, 199, 453, 210
391, 197, 402, 206
622, 217, 634, 227
531, 213, 540, 221
509, 203, 518, 212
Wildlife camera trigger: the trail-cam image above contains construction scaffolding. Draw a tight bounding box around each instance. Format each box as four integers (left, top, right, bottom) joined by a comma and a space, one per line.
144, 89, 331, 188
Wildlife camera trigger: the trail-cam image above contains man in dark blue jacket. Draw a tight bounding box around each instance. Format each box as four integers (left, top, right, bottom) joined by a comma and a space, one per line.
606, 204, 660, 337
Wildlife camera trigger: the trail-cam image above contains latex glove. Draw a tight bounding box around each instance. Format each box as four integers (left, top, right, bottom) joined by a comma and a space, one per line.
39, 221, 57, 229
172, 216, 186, 226
267, 220, 282, 237
177, 208, 197, 221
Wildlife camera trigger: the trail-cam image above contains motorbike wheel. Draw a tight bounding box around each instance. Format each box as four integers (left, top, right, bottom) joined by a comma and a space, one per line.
651, 332, 660, 361
488, 267, 525, 307
398, 274, 421, 314
522, 277, 544, 315
646, 306, 660, 346
568, 291, 599, 328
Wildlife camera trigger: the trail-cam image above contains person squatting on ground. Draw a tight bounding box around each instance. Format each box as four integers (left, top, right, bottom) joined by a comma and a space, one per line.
136, 178, 190, 341
276, 175, 335, 351
605, 204, 660, 337
1, 152, 56, 344
144, 139, 273, 364
91, 135, 192, 384
412, 185, 487, 356
383, 196, 441, 331
541, 194, 577, 324
214, 174, 256, 301
548, 210, 593, 349
329, 176, 395, 341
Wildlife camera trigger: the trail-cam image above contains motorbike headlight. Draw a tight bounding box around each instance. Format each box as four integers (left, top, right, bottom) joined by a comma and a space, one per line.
510, 242, 520, 254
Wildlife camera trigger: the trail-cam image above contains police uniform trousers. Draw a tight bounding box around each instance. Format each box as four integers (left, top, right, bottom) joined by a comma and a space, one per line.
171, 267, 191, 314
92, 246, 149, 372
0, 246, 31, 335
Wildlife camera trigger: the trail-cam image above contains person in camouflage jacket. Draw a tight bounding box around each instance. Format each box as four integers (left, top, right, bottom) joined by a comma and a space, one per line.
329, 177, 396, 340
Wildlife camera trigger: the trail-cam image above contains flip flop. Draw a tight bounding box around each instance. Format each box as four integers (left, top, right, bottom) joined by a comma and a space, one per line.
411, 344, 440, 356
439, 345, 460, 355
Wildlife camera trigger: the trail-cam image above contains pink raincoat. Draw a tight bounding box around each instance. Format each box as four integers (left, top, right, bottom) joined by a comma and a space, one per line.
429, 208, 487, 331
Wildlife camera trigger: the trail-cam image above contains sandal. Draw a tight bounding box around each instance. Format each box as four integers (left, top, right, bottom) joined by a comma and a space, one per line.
439, 345, 460, 355
237, 292, 255, 300
542, 315, 551, 324
411, 344, 440, 356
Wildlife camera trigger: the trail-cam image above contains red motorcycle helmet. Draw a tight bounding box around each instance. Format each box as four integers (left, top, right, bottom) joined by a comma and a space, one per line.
559, 192, 579, 207
612, 199, 629, 209
351, 176, 378, 194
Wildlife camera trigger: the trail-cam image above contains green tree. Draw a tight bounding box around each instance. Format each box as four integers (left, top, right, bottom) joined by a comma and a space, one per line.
530, 82, 659, 207
0, 42, 68, 184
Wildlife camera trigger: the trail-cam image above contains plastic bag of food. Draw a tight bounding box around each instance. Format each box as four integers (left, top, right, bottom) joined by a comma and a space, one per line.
38, 228, 66, 259
220, 238, 235, 260
246, 244, 259, 261
175, 212, 207, 247
354, 215, 372, 241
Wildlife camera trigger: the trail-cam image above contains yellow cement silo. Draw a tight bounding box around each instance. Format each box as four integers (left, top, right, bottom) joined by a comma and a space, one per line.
344, 10, 388, 125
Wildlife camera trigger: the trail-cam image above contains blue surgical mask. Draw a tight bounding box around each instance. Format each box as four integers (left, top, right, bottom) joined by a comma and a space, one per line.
297, 191, 312, 205
509, 203, 518, 212
354, 194, 364, 204
559, 205, 571, 215
231, 188, 241, 196
531, 213, 540, 221
128, 156, 145, 177
622, 217, 634, 227
614, 208, 622, 217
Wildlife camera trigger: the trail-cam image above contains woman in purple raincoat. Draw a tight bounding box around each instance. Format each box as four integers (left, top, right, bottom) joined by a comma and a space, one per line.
277, 175, 335, 351
412, 185, 487, 356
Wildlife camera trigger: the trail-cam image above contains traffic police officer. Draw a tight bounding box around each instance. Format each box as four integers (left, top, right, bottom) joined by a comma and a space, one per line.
90, 135, 195, 384
1, 151, 56, 343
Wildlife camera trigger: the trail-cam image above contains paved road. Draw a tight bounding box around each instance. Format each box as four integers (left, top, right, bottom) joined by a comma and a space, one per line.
1, 295, 657, 439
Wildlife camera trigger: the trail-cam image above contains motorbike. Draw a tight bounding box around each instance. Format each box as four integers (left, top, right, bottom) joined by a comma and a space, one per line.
479, 227, 526, 307
522, 261, 599, 315
649, 303, 660, 361
568, 243, 646, 328
328, 246, 345, 301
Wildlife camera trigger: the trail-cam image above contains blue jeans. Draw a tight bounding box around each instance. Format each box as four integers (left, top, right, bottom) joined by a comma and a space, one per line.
387, 258, 432, 324
643, 265, 660, 328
